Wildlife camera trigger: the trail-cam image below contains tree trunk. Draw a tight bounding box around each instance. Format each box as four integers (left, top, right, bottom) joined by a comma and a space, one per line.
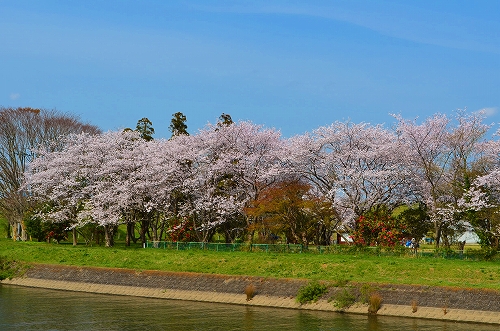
151, 220, 158, 242
139, 220, 148, 246
94, 228, 100, 245
11, 224, 16, 241
104, 225, 115, 247
20, 221, 28, 241
434, 222, 442, 248
126, 223, 134, 246
224, 229, 232, 243
72, 228, 78, 246
6, 223, 11, 239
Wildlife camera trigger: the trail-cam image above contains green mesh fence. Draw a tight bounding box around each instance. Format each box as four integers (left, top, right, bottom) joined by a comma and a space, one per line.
144, 241, 489, 260
145, 241, 305, 253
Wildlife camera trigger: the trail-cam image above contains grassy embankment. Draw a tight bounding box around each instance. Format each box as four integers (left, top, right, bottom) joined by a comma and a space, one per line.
1, 237, 499, 291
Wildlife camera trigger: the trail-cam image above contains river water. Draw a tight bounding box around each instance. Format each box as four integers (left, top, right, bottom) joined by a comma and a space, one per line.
0, 285, 496, 331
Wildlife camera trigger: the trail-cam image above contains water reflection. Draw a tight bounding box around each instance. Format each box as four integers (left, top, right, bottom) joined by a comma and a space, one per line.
0, 285, 496, 331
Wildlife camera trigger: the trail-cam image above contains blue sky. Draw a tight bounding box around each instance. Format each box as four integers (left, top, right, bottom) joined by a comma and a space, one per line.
1, 0, 499, 138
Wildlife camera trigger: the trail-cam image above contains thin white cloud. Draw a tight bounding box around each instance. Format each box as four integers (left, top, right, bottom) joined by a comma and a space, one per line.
478, 107, 497, 117
10, 93, 20, 100
191, 2, 500, 54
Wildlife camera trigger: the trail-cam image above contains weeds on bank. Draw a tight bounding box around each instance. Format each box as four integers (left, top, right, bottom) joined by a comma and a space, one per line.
330, 288, 356, 310
324, 282, 382, 312
358, 283, 377, 304
245, 283, 256, 301
331, 276, 349, 287
368, 293, 382, 314
296, 281, 328, 304
296, 278, 383, 313
0, 256, 27, 280
442, 301, 449, 315
411, 300, 418, 313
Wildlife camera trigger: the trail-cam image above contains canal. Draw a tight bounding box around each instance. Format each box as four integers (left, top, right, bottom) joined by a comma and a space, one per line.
0, 285, 496, 330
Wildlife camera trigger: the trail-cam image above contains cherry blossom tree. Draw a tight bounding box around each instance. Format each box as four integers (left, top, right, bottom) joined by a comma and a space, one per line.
23, 110, 497, 249
394, 110, 491, 247
22, 121, 310, 247
26, 131, 142, 246
144, 134, 204, 242
469, 138, 500, 249
218, 121, 290, 242
178, 121, 289, 243
287, 121, 409, 231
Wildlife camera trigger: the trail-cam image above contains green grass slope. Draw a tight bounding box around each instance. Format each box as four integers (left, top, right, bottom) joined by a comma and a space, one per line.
1, 239, 499, 291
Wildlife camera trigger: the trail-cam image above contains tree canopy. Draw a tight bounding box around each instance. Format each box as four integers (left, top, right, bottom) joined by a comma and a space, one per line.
169, 112, 188, 137
135, 117, 155, 141
0, 107, 100, 240
21, 110, 500, 250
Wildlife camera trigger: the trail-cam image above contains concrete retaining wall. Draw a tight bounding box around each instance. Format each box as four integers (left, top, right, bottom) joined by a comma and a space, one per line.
2, 264, 499, 325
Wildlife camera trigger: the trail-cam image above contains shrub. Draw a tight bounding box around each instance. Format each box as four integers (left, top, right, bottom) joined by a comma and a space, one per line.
368, 293, 382, 314
331, 288, 356, 310
296, 281, 328, 304
245, 283, 256, 301
24, 215, 47, 242
351, 207, 406, 247
478, 247, 498, 261
24, 214, 69, 243
168, 217, 195, 242
411, 300, 418, 313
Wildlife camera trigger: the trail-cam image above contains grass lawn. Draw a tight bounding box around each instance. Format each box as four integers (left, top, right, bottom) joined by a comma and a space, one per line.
1, 239, 499, 291
0, 217, 8, 239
